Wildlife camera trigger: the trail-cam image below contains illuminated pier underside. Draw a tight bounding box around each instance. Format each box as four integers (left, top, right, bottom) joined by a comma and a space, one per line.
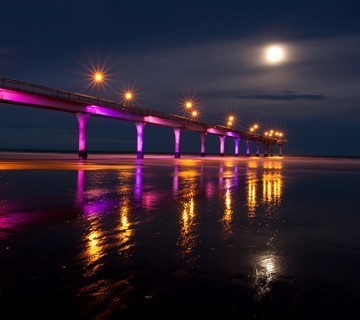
0, 77, 286, 159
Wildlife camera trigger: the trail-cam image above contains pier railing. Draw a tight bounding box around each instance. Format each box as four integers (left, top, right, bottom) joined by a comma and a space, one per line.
0, 76, 284, 144
0, 77, 209, 127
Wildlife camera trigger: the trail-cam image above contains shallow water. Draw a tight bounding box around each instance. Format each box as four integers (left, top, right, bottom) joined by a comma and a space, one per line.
0, 154, 359, 318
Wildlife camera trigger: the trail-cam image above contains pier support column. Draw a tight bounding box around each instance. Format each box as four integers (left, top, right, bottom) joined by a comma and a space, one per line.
270, 144, 274, 157
234, 138, 240, 157
256, 143, 260, 157
135, 122, 146, 159
219, 135, 226, 157
279, 144, 283, 157
264, 144, 269, 157
246, 140, 251, 157
174, 128, 181, 158
200, 132, 207, 157
76, 113, 90, 160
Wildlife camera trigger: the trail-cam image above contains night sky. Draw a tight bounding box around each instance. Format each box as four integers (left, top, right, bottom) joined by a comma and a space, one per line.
0, 0, 359, 156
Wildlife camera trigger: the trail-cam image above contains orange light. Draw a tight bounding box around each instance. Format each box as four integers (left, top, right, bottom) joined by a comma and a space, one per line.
270, 130, 274, 133
94, 72, 103, 82
279, 133, 283, 137
227, 121, 233, 127
265, 132, 269, 136
250, 128, 254, 132
191, 110, 198, 117
185, 101, 193, 109
124, 91, 133, 101
228, 115, 234, 121
254, 124, 259, 129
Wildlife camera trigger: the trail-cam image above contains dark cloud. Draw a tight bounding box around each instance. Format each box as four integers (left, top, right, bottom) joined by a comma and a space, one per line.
0, 0, 360, 155
234, 91, 327, 101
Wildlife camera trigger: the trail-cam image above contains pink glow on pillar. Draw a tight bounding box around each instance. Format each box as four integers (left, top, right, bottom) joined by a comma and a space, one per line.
76, 113, 90, 160
246, 140, 251, 157
174, 128, 181, 158
219, 136, 226, 156
234, 138, 240, 157
200, 132, 206, 157
135, 122, 145, 159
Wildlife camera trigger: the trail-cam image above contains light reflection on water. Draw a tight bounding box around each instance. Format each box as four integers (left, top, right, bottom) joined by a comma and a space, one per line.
0, 157, 291, 316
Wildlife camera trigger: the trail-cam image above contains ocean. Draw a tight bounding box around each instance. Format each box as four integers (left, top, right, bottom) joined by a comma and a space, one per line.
0, 153, 359, 318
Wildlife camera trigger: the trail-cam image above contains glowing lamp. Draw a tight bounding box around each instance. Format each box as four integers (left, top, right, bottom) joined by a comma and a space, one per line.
124, 91, 133, 101
185, 101, 193, 109
94, 73, 103, 82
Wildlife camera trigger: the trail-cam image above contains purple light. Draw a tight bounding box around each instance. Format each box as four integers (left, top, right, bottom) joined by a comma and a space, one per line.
200, 133, 206, 154
219, 136, 226, 155
76, 113, 90, 159
135, 122, 145, 159
135, 164, 142, 201
173, 165, 179, 195
246, 140, 251, 156
76, 169, 86, 203
234, 138, 240, 155
174, 128, 181, 157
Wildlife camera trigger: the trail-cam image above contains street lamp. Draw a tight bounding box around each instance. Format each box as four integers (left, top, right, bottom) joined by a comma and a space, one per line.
92, 71, 106, 103
185, 100, 193, 109
123, 90, 135, 106
250, 123, 259, 132
226, 115, 235, 128
93, 72, 104, 101
191, 109, 198, 119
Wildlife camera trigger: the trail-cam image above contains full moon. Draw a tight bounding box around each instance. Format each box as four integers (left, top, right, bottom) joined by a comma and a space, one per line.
265, 45, 285, 63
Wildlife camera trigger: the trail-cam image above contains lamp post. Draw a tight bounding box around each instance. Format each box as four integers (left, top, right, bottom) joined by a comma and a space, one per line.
93, 72, 104, 102
123, 91, 134, 107
249, 123, 259, 133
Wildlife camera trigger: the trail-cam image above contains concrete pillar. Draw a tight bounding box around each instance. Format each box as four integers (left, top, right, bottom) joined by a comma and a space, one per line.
270, 144, 274, 157
264, 144, 269, 157
246, 140, 251, 157
256, 143, 260, 157
135, 122, 146, 159
76, 113, 90, 160
234, 138, 240, 157
174, 128, 181, 158
279, 144, 283, 157
200, 132, 207, 157
219, 135, 226, 157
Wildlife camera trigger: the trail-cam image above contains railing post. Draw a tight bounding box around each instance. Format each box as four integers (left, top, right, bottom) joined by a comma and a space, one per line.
246, 140, 251, 157
174, 128, 181, 158
200, 132, 207, 157
256, 143, 260, 157
219, 135, 226, 157
76, 113, 90, 160
234, 138, 240, 157
135, 122, 146, 159
264, 143, 269, 157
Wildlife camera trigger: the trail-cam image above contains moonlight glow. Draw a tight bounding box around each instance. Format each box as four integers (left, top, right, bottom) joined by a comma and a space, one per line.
265, 45, 285, 63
